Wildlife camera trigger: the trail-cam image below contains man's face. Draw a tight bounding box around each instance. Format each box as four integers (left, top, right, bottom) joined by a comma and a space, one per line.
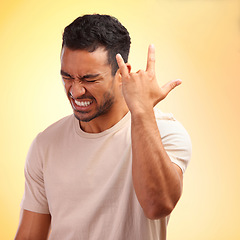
61, 46, 118, 122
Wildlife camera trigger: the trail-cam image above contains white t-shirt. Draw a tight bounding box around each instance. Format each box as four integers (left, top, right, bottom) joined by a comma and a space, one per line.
21, 109, 192, 240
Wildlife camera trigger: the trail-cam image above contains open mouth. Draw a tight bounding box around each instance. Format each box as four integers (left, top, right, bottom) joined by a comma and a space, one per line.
74, 99, 93, 107
70, 96, 94, 112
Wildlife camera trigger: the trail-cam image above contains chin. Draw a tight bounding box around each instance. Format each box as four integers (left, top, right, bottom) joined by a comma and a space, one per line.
73, 112, 94, 122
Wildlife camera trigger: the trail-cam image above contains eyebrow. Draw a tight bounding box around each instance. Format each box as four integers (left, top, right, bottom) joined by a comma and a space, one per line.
60, 70, 100, 80
60, 70, 74, 79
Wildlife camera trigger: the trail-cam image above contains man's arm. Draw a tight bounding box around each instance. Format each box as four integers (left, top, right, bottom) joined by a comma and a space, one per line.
15, 209, 51, 240
116, 45, 184, 219
131, 109, 183, 219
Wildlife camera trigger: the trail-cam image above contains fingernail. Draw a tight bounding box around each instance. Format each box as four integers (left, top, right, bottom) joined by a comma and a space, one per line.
176, 79, 182, 85
150, 44, 155, 49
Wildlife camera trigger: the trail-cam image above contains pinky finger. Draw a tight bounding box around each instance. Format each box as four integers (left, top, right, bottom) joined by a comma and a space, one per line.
161, 79, 182, 97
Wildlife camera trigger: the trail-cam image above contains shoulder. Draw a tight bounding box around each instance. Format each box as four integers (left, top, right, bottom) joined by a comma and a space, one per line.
25, 115, 75, 166
37, 114, 74, 140
154, 108, 192, 173
154, 108, 190, 140
30, 114, 75, 152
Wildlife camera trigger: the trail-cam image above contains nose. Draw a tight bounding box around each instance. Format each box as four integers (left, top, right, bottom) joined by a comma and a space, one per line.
69, 80, 86, 99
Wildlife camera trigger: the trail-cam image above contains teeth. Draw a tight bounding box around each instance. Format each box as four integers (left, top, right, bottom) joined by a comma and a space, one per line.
74, 100, 92, 107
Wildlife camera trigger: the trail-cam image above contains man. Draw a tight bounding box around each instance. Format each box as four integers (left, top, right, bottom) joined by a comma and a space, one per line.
15, 14, 191, 240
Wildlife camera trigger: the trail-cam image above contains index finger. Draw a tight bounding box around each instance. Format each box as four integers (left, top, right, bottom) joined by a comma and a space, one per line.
146, 44, 155, 74
116, 53, 129, 78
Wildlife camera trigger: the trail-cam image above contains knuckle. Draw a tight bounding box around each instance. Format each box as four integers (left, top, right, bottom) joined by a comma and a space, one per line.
170, 81, 177, 89
149, 57, 155, 62
130, 72, 136, 77
129, 72, 139, 81
135, 70, 145, 77
123, 73, 131, 81
147, 71, 154, 78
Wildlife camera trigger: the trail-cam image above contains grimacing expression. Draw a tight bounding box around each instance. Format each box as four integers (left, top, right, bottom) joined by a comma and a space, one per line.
60, 47, 119, 122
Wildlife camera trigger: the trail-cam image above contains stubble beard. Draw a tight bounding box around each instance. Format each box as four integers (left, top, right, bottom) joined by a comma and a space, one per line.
74, 91, 115, 122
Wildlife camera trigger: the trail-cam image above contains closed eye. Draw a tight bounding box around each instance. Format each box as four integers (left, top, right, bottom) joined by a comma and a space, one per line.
60, 70, 102, 83
78, 74, 101, 83
84, 79, 99, 83
62, 76, 73, 80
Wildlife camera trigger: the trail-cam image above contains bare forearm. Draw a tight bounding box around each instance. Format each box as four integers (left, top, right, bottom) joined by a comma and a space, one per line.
131, 109, 182, 219
15, 210, 51, 240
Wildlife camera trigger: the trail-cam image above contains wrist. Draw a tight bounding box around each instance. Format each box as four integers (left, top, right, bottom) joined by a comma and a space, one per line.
130, 106, 155, 121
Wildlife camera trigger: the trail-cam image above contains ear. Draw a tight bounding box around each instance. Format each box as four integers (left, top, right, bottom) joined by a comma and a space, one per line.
126, 63, 131, 73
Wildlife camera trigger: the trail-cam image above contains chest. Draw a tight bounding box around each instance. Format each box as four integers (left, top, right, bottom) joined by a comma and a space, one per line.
43, 127, 132, 212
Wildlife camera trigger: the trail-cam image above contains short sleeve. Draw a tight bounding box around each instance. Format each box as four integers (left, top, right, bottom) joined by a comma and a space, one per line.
155, 109, 192, 174
20, 134, 50, 214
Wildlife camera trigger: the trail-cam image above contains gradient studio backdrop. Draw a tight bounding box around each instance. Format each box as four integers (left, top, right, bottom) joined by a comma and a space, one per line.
1, 0, 240, 239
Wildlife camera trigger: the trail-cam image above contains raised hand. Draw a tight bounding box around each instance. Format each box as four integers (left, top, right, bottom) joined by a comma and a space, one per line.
116, 44, 182, 114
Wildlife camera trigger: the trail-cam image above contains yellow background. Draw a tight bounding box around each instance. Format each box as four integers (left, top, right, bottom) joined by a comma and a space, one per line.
1, 0, 239, 239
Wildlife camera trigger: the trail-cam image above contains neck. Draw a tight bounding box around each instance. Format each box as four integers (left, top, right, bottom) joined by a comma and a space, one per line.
79, 103, 129, 133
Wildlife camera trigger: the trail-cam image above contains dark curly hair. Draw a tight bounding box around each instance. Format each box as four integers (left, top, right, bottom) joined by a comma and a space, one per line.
62, 14, 131, 75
